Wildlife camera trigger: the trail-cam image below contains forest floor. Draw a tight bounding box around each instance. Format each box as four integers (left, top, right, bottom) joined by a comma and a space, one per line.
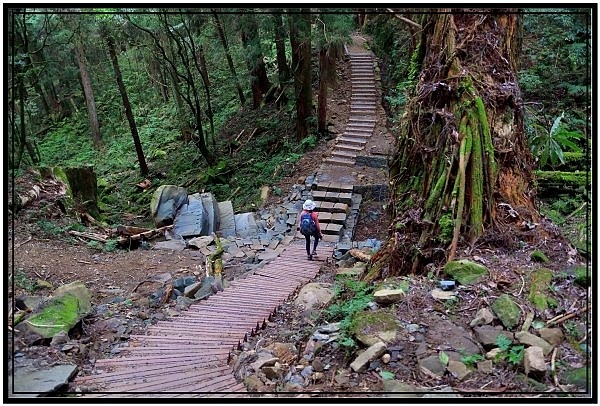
7, 35, 592, 399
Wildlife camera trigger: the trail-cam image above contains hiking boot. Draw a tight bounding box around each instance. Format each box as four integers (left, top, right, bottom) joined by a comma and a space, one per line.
308, 254, 313, 261
311, 250, 317, 256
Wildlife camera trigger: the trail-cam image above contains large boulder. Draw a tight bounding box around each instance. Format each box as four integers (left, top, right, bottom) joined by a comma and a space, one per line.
444, 259, 489, 285
173, 193, 209, 237
150, 185, 188, 227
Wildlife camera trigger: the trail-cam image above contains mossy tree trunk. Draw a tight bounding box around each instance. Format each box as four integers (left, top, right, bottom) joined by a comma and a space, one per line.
369, 9, 539, 279
64, 166, 99, 218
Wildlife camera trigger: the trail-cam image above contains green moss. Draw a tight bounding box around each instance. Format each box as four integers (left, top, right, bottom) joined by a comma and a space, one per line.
351, 309, 399, 345
444, 259, 488, 285
491, 294, 521, 329
438, 213, 454, 244
468, 112, 484, 238
25, 294, 81, 338
530, 249, 550, 263
528, 268, 553, 311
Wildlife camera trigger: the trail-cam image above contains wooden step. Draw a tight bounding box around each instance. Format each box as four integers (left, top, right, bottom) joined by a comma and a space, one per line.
337, 136, 369, 146
314, 182, 354, 193
331, 149, 358, 159
313, 201, 350, 214
323, 156, 355, 167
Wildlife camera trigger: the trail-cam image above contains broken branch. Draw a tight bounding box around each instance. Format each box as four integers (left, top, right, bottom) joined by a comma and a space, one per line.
386, 9, 422, 30
117, 224, 173, 245
546, 304, 591, 326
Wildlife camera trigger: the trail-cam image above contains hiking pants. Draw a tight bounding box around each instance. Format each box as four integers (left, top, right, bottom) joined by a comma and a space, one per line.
305, 233, 319, 255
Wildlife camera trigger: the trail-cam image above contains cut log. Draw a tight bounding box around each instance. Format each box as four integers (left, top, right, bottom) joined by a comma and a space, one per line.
349, 248, 372, 262
117, 224, 173, 245
12, 185, 41, 212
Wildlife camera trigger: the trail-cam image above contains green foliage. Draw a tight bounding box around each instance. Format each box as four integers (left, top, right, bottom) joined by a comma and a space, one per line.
14, 270, 39, 293
379, 370, 395, 380
326, 278, 374, 353
495, 335, 525, 366
460, 352, 485, 368
439, 351, 449, 366
438, 213, 454, 244
529, 112, 584, 168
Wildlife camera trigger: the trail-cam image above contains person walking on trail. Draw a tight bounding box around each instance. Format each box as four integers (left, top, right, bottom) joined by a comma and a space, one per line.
298, 199, 324, 261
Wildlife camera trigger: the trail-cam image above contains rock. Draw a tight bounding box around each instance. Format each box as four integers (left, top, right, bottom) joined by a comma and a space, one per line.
200, 192, 219, 235
382, 380, 424, 396
294, 283, 334, 311
243, 375, 266, 392
491, 294, 522, 329
318, 322, 341, 334
153, 239, 187, 251
515, 331, 554, 356
312, 358, 324, 372
183, 281, 203, 298
216, 201, 236, 238
528, 268, 554, 311
469, 307, 495, 327
473, 325, 514, 348
447, 360, 470, 380
351, 309, 398, 346
538, 327, 564, 346
373, 288, 406, 304
257, 248, 279, 261
382, 353, 391, 364
36, 279, 53, 289
234, 212, 259, 238
262, 363, 283, 380
418, 355, 446, 379
49, 331, 69, 347
523, 346, 547, 376
187, 235, 214, 250
172, 276, 197, 292
265, 342, 297, 364
477, 359, 494, 373
24, 282, 92, 339
486, 348, 502, 359
173, 193, 209, 237
150, 185, 188, 227
10, 364, 78, 397
443, 259, 489, 285
431, 288, 457, 300
350, 341, 387, 372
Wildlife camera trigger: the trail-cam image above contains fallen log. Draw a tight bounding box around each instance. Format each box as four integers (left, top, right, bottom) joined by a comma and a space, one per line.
349, 248, 372, 262
68, 230, 108, 243
117, 224, 173, 245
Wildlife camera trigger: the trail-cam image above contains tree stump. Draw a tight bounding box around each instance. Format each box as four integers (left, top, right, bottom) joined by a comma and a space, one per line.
63, 166, 99, 217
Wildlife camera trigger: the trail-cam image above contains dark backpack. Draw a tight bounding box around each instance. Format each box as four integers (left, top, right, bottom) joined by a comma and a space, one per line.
300, 212, 316, 236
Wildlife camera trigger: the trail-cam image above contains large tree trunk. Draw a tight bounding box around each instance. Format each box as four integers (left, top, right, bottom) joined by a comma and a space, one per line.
289, 13, 312, 141
241, 14, 272, 109
369, 9, 537, 279
104, 30, 149, 176
212, 10, 246, 106
74, 44, 102, 148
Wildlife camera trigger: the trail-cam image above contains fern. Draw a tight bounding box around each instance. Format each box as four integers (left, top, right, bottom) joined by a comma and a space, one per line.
530, 112, 584, 168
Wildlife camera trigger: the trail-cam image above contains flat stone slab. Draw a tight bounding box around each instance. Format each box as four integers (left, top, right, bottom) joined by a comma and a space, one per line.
234, 212, 259, 238
173, 194, 208, 237
11, 364, 78, 397
216, 201, 236, 238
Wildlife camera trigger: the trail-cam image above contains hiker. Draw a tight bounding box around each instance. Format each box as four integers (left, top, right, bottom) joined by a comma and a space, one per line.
297, 199, 324, 260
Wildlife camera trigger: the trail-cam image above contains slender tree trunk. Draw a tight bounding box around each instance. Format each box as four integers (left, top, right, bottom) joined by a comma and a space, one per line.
317, 47, 328, 134
74, 44, 102, 148
104, 30, 149, 176
196, 44, 215, 146
273, 11, 290, 84
369, 9, 536, 279
289, 13, 312, 141
212, 10, 246, 106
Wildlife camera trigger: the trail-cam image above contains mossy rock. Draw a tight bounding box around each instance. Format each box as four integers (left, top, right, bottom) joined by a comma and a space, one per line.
491, 294, 521, 330
351, 309, 399, 346
530, 250, 549, 263
24, 281, 92, 338
444, 259, 488, 285
528, 268, 553, 311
